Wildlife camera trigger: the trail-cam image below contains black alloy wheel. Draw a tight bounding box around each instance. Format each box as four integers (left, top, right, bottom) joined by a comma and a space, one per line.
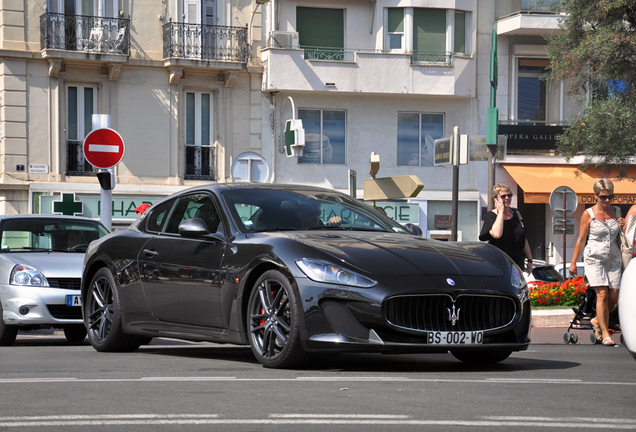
84, 267, 142, 352
247, 270, 307, 368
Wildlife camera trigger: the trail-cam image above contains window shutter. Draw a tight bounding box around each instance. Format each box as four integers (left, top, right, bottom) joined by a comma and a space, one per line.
413, 8, 446, 54
297, 7, 343, 49
204, 0, 215, 25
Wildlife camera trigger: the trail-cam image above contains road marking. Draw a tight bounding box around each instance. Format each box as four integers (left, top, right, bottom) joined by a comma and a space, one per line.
0, 376, 634, 386
88, 144, 119, 153
0, 414, 635, 429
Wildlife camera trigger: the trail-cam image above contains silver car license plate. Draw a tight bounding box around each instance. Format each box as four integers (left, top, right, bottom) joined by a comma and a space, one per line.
427, 331, 483, 345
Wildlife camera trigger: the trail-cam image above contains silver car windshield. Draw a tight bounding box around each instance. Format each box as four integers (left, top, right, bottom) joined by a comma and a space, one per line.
0, 219, 109, 253
222, 188, 408, 234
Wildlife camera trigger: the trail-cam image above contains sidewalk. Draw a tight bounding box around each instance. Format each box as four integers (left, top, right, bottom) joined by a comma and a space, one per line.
531, 308, 573, 329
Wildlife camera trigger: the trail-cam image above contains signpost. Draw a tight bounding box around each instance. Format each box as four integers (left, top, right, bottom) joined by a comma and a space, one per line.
83, 128, 125, 169
549, 186, 578, 276
83, 115, 125, 230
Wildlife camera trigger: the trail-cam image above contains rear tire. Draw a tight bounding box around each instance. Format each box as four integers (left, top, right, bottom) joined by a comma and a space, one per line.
84, 267, 142, 352
0, 302, 18, 346
247, 270, 307, 368
451, 350, 512, 364
63, 325, 87, 342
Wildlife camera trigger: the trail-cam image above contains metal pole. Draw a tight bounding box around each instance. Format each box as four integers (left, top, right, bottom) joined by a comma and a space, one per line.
451, 126, 459, 241
92, 114, 113, 230
562, 190, 567, 277
349, 169, 357, 199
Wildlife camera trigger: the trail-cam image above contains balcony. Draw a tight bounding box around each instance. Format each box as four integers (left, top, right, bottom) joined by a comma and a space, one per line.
66, 141, 96, 177
262, 45, 473, 97
40, 13, 130, 56
496, 0, 564, 36
163, 22, 248, 66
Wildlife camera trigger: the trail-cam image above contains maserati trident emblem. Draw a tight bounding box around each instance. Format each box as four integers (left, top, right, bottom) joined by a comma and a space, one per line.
447, 303, 461, 326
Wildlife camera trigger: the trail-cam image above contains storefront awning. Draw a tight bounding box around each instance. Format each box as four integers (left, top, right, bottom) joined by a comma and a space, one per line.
502, 164, 636, 205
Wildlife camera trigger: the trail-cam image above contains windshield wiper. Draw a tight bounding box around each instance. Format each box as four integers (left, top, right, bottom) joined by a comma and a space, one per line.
253, 226, 299, 232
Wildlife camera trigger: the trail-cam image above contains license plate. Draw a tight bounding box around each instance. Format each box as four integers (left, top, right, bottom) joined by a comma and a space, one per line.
427, 331, 483, 345
66, 295, 81, 307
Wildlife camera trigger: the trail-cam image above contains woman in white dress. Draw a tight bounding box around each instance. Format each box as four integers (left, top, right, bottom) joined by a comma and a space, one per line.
569, 178, 625, 346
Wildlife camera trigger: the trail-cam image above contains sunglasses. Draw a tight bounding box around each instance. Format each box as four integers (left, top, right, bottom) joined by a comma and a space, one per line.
498, 194, 513, 199
597, 194, 614, 201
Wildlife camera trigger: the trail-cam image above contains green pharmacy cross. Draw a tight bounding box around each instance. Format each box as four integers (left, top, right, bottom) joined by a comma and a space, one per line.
52, 193, 83, 216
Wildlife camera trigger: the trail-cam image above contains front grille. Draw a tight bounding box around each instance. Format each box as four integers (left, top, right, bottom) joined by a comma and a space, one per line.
48, 278, 81, 290
47, 305, 82, 319
385, 294, 516, 333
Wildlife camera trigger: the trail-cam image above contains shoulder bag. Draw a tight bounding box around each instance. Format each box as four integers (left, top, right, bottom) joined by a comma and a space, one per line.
615, 206, 633, 271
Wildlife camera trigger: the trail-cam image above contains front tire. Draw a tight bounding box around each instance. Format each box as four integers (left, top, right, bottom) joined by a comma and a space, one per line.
0, 302, 18, 346
247, 270, 307, 368
63, 325, 87, 342
84, 267, 142, 352
451, 350, 512, 364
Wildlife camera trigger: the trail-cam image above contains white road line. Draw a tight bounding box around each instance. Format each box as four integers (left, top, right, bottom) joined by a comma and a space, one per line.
269, 414, 410, 419
0, 376, 634, 386
88, 144, 119, 153
0, 415, 635, 429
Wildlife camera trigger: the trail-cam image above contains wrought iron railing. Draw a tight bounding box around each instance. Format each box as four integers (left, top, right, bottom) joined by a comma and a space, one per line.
301, 46, 355, 62
185, 146, 215, 180
40, 13, 130, 55
163, 22, 248, 62
411, 51, 452, 65
66, 141, 96, 176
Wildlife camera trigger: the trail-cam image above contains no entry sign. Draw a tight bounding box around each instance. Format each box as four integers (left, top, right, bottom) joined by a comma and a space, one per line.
83, 128, 125, 169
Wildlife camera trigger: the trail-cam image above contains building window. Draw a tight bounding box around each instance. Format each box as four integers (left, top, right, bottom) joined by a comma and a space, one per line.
385, 8, 470, 63
298, 109, 346, 165
517, 58, 549, 123
397, 113, 444, 167
66, 84, 97, 175
387, 8, 404, 51
185, 91, 215, 180
297, 7, 345, 61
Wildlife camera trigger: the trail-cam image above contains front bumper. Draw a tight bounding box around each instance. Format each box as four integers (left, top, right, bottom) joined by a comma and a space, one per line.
0, 284, 83, 327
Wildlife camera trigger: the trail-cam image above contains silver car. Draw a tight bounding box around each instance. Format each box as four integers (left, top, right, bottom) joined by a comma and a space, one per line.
0, 215, 109, 345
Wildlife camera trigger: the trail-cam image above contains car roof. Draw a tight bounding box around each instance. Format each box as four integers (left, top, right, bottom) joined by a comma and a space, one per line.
0, 214, 103, 223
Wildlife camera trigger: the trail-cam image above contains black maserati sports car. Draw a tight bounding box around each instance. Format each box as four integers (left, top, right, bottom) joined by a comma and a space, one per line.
81, 183, 531, 368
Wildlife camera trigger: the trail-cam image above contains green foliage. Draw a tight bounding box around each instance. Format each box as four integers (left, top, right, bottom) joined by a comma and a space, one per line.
545, 0, 636, 177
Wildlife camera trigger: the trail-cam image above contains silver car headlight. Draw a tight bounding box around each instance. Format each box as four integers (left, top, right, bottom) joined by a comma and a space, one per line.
511, 265, 528, 303
10, 264, 50, 287
296, 259, 377, 288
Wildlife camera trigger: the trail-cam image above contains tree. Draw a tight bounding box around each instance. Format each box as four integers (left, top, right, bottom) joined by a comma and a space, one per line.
545, 0, 636, 179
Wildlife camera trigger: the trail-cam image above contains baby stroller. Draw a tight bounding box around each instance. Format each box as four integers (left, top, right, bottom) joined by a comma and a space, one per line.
563, 287, 620, 344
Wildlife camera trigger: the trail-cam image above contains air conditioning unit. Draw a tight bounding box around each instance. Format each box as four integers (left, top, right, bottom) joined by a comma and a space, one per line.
269, 31, 299, 49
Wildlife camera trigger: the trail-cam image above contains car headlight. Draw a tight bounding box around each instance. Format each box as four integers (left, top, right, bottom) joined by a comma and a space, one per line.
296, 259, 377, 288
10, 264, 50, 287
511, 265, 528, 303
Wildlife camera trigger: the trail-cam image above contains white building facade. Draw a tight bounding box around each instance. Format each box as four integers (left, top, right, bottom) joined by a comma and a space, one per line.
0, 0, 264, 226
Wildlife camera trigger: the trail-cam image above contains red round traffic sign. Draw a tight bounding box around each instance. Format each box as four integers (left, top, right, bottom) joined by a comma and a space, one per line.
83, 128, 125, 169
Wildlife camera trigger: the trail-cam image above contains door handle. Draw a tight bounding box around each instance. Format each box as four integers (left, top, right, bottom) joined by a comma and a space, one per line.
142, 249, 158, 258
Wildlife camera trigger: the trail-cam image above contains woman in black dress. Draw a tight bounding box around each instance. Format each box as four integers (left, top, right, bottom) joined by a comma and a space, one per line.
479, 184, 533, 273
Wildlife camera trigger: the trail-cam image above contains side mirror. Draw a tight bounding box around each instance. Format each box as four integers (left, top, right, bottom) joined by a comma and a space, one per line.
178, 218, 209, 238
403, 223, 423, 237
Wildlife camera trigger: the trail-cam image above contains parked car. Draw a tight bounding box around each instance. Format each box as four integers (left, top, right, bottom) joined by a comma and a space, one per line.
81, 183, 531, 368
0, 215, 109, 345
620, 256, 636, 361
554, 262, 585, 279
524, 263, 564, 286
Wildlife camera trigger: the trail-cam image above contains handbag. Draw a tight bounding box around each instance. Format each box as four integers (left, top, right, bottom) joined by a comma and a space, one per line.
616, 207, 634, 270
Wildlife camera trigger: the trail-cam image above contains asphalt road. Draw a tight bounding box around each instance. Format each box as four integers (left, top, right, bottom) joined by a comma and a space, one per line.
1, 329, 635, 432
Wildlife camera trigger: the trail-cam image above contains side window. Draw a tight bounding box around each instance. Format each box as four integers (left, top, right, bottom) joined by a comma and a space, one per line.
164, 193, 222, 235
146, 199, 176, 233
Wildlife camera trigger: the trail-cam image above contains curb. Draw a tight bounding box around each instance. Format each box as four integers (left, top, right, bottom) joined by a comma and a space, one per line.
531, 308, 573, 328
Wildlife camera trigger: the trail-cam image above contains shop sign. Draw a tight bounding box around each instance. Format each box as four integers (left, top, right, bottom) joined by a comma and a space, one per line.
375, 203, 420, 224
40, 195, 159, 219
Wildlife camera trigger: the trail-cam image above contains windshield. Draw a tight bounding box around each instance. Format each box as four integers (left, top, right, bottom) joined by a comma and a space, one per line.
0, 218, 109, 253
222, 187, 408, 234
